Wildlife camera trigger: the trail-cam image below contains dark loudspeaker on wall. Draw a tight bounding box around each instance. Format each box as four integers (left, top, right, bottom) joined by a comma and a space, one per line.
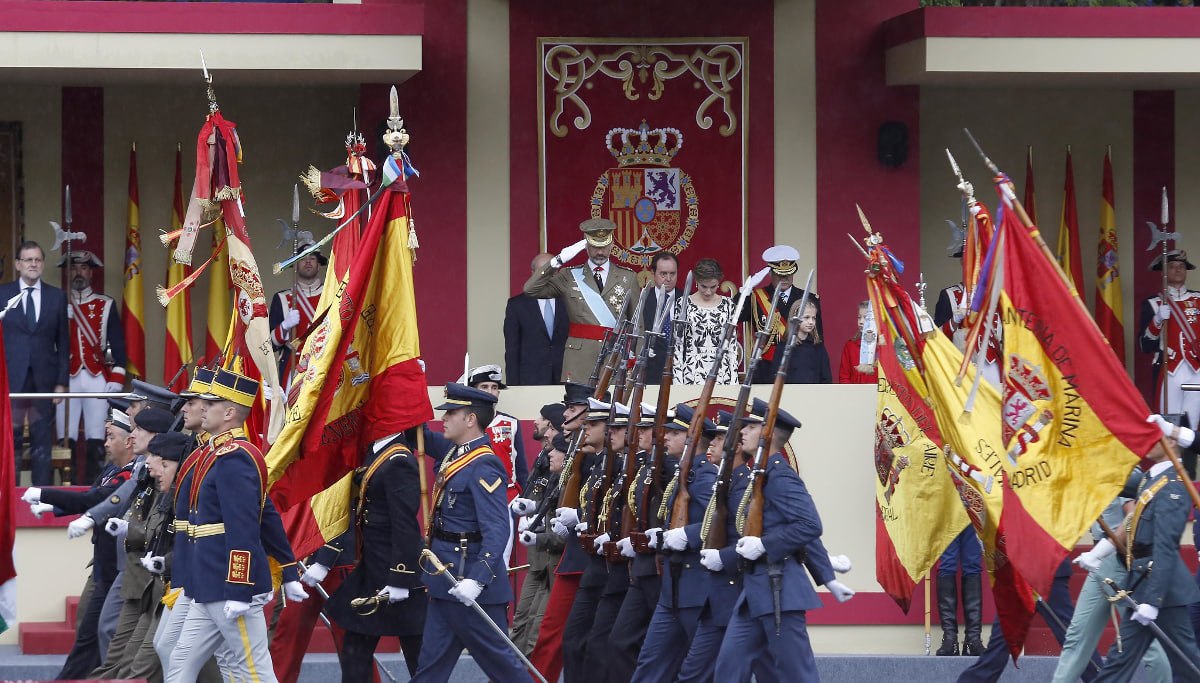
878, 121, 908, 168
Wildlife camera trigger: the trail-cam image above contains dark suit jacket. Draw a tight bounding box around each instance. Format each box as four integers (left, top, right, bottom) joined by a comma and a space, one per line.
642, 288, 681, 380
503, 293, 568, 385
0, 279, 70, 391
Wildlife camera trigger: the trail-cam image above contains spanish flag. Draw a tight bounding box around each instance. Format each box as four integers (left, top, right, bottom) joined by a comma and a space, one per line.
122, 144, 145, 379
163, 145, 193, 391
1095, 148, 1125, 362
995, 184, 1155, 591
204, 222, 231, 365
1056, 148, 1085, 297
267, 177, 431, 557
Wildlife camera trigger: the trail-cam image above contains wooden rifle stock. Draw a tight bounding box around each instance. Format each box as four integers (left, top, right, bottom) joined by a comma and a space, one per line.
701, 285, 785, 550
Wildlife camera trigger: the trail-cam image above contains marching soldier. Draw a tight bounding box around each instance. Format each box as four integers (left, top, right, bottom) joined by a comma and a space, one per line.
713, 403, 826, 681
1092, 436, 1200, 680
742, 245, 821, 383
630, 403, 715, 682
166, 368, 307, 683
465, 364, 529, 503
410, 383, 528, 682
325, 430, 427, 680
58, 250, 127, 483
524, 218, 639, 383
269, 235, 326, 389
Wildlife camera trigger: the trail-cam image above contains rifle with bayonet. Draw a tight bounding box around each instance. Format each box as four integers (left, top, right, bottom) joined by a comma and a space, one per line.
700, 277, 787, 551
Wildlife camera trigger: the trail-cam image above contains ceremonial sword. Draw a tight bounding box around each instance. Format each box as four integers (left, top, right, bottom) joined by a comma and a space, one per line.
1102, 574, 1200, 679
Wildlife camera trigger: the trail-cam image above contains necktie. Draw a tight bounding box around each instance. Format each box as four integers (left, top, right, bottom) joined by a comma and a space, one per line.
24, 287, 35, 326
661, 292, 673, 338
543, 299, 555, 338
593, 266, 604, 290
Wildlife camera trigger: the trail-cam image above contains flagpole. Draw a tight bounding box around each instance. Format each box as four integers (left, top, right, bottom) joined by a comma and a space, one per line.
963, 129, 1200, 515
1158, 188, 1170, 423
923, 571, 931, 655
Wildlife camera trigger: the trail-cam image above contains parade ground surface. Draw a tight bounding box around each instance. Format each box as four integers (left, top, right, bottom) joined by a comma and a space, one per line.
0, 647, 1166, 682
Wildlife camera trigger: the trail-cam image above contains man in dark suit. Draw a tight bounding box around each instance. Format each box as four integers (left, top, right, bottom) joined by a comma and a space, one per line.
643, 253, 679, 380
504, 253, 568, 385
2, 240, 70, 485
740, 245, 822, 384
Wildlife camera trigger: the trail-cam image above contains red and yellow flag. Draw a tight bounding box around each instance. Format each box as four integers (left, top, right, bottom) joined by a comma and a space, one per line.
267, 179, 431, 557
122, 144, 145, 379
163, 145, 193, 392
1056, 148, 1085, 297
1096, 148, 1125, 362
995, 184, 1155, 592
205, 223, 231, 365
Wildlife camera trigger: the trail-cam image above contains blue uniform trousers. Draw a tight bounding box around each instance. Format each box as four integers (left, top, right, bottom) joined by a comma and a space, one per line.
57, 573, 112, 679
713, 609, 817, 682
563, 583, 603, 681
940, 527, 982, 576
608, 573, 660, 683
1095, 605, 1200, 682
629, 605, 701, 683
411, 599, 528, 683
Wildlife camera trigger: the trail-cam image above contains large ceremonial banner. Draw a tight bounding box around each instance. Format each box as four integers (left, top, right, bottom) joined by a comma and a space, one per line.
539, 39, 747, 276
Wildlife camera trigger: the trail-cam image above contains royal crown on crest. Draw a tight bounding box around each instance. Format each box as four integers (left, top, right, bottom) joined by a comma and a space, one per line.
606, 120, 683, 168
876, 408, 909, 451
1006, 355, 1052, 402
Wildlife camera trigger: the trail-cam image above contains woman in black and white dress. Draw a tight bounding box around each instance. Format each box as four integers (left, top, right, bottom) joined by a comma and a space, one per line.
673, 258, 741, 384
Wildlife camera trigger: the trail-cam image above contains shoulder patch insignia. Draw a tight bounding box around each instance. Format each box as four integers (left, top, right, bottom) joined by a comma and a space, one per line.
216, 442, 238, 455
479, 477, 503, 493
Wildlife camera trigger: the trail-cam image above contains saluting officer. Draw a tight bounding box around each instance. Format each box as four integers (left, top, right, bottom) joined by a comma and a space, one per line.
325, 430, 427, 680
525, 218, 639, 383
410, 383, 529, 683
166, 368, 306, 683
742, 245, 822, 383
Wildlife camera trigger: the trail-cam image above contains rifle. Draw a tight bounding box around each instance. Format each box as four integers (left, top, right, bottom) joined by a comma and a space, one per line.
739, 270, 815, 541
700, 279, 786, 551
668, 267, 771, 531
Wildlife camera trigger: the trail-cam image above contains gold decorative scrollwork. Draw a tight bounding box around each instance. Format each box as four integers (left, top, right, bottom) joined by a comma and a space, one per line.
543, 42, 743, 139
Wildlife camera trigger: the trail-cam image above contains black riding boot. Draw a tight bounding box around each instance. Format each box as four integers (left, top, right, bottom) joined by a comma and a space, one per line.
961, 573, 985, 656
935, 574, 959, 656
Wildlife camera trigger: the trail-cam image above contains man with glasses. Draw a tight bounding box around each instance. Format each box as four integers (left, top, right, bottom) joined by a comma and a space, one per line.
2, 240, 69, 485
643, 253, 678, 380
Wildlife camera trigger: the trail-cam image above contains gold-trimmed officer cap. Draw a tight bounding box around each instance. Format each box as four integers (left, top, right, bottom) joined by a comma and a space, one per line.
180, 367, 217, 399
586, 396, 612, 422
199, 368, 259, 408
108, 409, 133, 433
762, 245, 800, 276
435, 382, 499, 411
636, 402, 657, 428
580, 218, 615, 247
610, 401, 631, 427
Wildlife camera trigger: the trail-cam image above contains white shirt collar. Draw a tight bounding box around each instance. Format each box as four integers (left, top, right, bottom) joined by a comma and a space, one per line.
20, 279, 41, 291
1149, 460, 1174, 478
590, 260, 610, 276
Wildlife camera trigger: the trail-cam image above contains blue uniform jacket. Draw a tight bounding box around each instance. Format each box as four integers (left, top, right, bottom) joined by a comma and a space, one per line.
170, 446, 205, 592
555, 451, 599, 576
186, 435, 274, 603
1126, 466, 1200, 609
658, 453, 717, 610
628, 451, 677, 578
424, 435, 513, 605
736, 454, 824, 618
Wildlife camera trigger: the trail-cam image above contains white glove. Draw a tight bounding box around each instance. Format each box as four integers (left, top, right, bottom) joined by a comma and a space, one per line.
1132, 603, 1159, 625
140, 554, 165, 575
1073, 538, 1116, 573
510, 497, 536, 516
300, 563, 329, 587
662, 527, 689, 551
517, 515, 533, 533
105, 517, 129, 537
519, 530, 538, 547
1155, 304, 1170, 324
576, 522, 589, 534
1148, 414, 1195, 448
448, 578, 483, 605
736, 536, 766, 561
555, 507, 579, 530
617, 537, 635, 559
826, 579, 856, 603
380, 586, 410, 603
644, 527, 664, 550
261, 381, 273, 403
283, 581, 309, 603
29, 502, 53, 518
223, 600, 251, 620
68, 514, 95, 539
700, 548, 724, 572
593, 533, 611, 552
829, 554, 853, 574
21, 487, 41, 504
554, 239, 588, 267
550, 518, 569, 538
281, 308, 301, 331
104, 381, 124, 394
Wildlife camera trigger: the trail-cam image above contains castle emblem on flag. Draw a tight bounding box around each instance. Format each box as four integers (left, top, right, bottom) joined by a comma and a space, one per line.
874, 407, 910, 504
591, 120, 698, 269
1002, 353, 1054, 463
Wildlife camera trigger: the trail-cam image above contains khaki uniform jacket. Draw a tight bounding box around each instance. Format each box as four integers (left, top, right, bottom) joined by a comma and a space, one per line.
524, 260, 640, 383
